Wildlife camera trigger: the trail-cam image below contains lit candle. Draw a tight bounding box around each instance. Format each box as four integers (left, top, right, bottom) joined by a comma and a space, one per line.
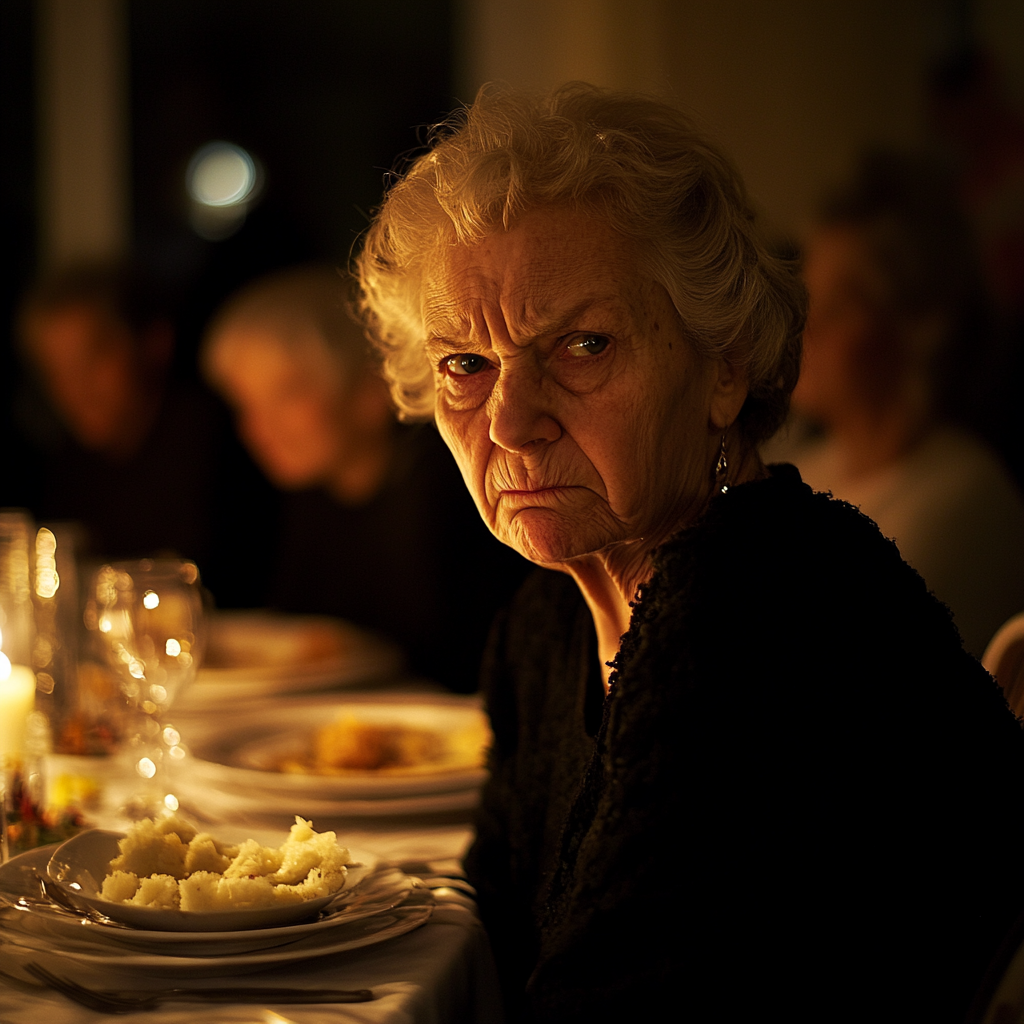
0, 653, 35, 764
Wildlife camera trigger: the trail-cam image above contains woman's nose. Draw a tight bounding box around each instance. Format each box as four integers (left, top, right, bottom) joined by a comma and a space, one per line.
486, 365, 562, 453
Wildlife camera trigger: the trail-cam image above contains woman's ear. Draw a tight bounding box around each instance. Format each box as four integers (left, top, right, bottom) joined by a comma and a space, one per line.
708, 357, 749, 432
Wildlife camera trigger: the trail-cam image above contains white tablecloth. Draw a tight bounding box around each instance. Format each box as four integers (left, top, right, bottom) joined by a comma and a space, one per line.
0, 894, 502, 1024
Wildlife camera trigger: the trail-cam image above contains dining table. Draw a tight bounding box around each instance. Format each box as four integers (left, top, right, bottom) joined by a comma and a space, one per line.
0, 659, 504, 1024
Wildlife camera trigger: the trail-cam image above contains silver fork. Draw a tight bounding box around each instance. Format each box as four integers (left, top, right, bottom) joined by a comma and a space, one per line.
23, 962, 373, 1014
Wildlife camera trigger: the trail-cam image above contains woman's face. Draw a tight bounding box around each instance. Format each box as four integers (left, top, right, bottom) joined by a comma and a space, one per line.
421, 206, 725, 567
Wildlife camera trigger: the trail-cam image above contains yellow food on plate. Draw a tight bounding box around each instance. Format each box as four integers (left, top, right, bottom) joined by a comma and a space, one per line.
275, 711, 490, 775
99, 814, 350, 911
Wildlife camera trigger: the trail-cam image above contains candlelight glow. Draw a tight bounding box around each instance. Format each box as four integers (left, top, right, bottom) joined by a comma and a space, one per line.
34, 527, 59, 599
0, 651, 10, 681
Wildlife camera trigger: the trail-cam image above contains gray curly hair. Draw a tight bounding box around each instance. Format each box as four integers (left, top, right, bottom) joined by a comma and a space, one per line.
356, 82, 805, 444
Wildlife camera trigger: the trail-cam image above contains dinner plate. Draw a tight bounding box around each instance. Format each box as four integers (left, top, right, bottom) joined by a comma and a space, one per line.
0, 899, 434, 980
178, 612, 402, 709
0, 847, 432, 973
1, 846, 416, 956
175, 780, 483, 824
46, 829, 371, 932
182, 693, 490, 801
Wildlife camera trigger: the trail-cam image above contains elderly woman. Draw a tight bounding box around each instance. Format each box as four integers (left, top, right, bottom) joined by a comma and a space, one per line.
357, 85, 1024, 1022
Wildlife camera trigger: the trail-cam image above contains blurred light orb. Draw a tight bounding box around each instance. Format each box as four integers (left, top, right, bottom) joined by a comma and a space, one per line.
137, 757, 156, 779
143, 590, 160, 610
188, 142, 256, 207
164, 793, 179, 811
165, 638, 181, 657
186, 142, 262, 241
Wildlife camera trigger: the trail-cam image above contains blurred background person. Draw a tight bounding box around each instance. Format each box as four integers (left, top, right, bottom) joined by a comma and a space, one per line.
16, 264, 219, 567
774, 150, 1024, 657
929, 46, 1024, 491
202, 265, 528, 692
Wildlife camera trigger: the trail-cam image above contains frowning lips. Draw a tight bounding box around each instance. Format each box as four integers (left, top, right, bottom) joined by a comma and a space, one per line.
487, 452, 591, 496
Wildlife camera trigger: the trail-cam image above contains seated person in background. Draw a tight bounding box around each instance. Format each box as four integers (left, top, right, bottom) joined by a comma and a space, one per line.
772, 150, 1024, 656
15, 263, 230, 572
357, 83, 1024, 1022
202, 265, 528, 692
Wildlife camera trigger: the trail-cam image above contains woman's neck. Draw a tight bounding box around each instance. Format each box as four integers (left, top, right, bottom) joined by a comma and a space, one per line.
566, 446, 766, 691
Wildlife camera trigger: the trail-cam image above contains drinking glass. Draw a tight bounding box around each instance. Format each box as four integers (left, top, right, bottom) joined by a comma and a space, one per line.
86, 559, 205, 818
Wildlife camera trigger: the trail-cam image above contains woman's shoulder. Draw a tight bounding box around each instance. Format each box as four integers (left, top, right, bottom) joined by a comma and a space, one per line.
656, 462, 910, 598
631, 462, 970, 691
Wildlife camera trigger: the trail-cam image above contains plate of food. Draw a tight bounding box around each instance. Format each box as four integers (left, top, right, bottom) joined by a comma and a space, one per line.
0, 853, 433, 979
182, 694, 491, 802
46, 814, 367, 931
178, 612, 402, 708
2, 855, 415, 958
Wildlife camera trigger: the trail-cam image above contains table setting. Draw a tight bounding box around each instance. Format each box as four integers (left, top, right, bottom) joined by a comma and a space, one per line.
0, 511, 500, 1023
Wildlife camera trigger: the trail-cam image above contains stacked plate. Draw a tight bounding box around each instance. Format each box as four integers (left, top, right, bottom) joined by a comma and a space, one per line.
0, 832, 433, 984
177, 611, 403, 710
174, 693, 490, 823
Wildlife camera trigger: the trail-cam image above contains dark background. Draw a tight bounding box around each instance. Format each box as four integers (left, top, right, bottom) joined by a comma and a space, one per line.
1, 0, 455, 475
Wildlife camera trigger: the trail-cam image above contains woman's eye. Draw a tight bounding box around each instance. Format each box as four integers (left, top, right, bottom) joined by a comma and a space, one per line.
444, 354, 490, 376
565, 334, 610, 357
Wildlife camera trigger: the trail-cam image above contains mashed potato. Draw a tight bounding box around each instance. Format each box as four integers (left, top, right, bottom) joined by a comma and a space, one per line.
99, 815, 350, 911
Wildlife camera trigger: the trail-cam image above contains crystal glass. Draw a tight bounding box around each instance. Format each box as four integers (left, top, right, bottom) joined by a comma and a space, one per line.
87, 559, 205, 818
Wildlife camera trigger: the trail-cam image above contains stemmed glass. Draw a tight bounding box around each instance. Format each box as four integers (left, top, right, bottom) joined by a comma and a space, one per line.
86, 559, 205, 818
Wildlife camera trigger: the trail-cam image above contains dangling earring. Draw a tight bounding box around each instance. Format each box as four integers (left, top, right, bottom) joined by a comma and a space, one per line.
715, 434, 729, 494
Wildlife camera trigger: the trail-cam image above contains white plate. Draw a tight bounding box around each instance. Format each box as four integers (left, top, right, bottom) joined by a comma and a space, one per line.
0, 847, 432, 976
1, 846, 414, 956
0, 901, 434, 979
46, 829, 370, 932
178, 612, 402, 709
175, 779, 482, 824
182, 694, 490, 801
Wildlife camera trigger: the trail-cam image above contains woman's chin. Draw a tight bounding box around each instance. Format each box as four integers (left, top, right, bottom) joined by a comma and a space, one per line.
499, 507, 617, 567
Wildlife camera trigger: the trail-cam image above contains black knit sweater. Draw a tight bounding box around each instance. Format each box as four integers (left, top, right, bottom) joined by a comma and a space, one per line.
466, 464, 1024, 1023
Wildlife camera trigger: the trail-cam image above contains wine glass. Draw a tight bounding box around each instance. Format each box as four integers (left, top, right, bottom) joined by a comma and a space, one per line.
87, 559, 205, 818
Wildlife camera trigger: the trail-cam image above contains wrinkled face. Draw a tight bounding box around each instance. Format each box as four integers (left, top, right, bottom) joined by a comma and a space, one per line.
421, 206, 720, 567
213, 330, 348, 489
